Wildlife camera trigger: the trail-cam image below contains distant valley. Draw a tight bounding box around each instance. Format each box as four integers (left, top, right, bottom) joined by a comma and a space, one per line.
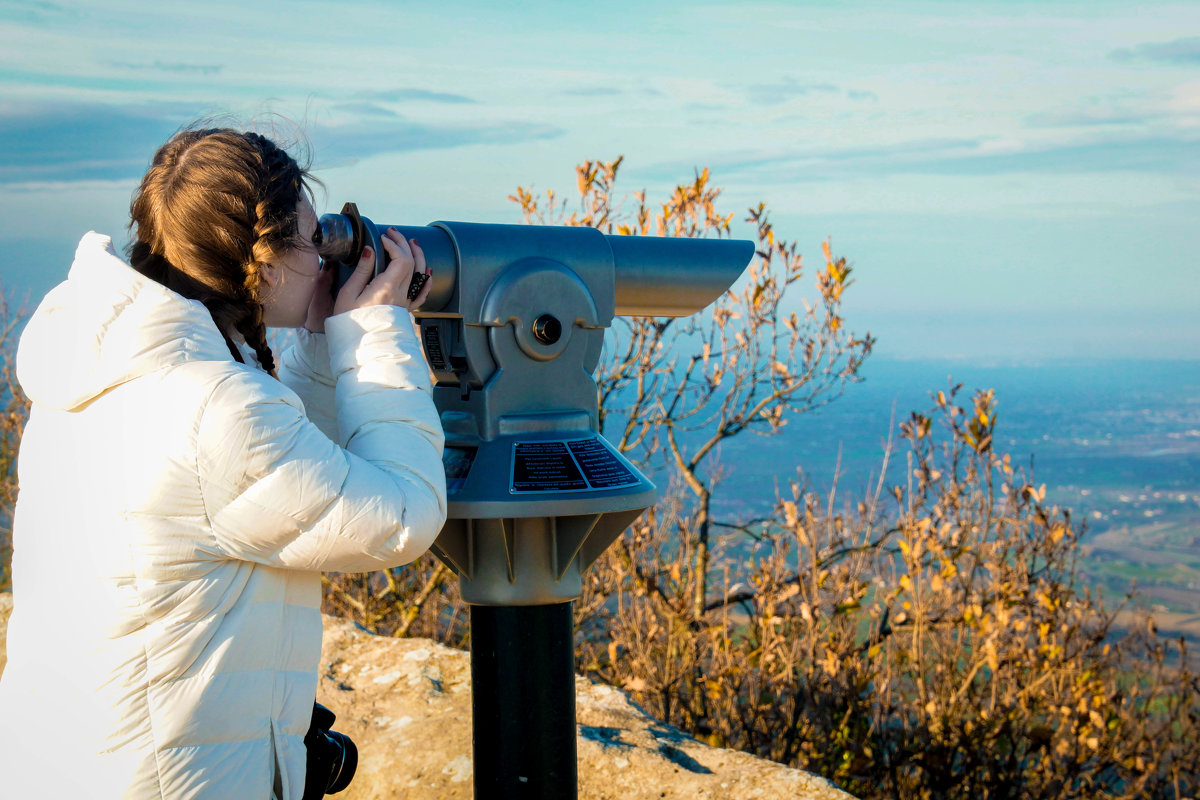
631, 358, 1200, 647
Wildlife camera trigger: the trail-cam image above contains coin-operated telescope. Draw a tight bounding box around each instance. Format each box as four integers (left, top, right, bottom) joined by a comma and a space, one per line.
319, 205, 753, 799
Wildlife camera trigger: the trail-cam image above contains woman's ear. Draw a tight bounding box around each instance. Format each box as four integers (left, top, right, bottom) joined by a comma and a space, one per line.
259, 262, 280, 292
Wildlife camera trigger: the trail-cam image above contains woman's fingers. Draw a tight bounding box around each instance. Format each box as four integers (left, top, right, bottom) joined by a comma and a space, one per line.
410, 237, 426, 278
377, 229, 415, 286
409, 241, 433, 310
353, 244, 377, 284
332, 245, 378, 315
371, 229, 430, 310
334, 229, 432, 314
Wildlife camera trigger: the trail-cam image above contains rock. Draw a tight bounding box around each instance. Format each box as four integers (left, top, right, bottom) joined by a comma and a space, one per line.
316, 616, 853, 799
0, 595, 853, 799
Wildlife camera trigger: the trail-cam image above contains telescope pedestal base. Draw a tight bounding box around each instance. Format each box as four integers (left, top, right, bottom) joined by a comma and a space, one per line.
470, 603, 577, 799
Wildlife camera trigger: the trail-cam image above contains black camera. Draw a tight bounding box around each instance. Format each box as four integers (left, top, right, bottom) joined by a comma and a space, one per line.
303, 703, 357, 799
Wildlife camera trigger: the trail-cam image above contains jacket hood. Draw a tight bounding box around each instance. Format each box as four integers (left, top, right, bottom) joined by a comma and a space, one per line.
17, 232, 234, 411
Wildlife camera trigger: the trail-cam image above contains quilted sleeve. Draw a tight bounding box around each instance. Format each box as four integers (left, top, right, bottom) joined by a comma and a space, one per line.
276, 328, 338, 443
197, 305, 446, 572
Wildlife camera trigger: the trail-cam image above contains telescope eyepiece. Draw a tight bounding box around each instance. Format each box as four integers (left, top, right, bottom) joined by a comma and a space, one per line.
316, 211, 361, 265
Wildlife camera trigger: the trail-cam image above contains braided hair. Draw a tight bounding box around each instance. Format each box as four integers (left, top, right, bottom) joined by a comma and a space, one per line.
127, 128, 315, 377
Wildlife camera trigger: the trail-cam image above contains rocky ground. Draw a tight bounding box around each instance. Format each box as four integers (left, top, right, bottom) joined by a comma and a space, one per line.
0, 594, 853, 799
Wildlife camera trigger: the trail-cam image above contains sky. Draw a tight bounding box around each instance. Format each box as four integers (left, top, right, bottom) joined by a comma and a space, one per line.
0, 0, 1197, 362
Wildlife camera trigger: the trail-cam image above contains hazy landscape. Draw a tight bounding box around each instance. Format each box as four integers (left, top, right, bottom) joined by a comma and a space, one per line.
690, 357, 1200, 644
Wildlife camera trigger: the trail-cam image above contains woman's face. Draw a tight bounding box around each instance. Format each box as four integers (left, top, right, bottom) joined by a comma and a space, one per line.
260, 197, 322, 328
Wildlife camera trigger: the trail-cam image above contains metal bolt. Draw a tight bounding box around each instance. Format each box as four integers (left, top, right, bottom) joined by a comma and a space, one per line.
532, 314, 562, 345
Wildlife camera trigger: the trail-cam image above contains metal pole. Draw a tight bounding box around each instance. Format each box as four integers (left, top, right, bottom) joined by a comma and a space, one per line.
469, 602, 577, 799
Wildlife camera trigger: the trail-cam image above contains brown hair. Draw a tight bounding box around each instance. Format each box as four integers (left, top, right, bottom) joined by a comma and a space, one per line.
127, 127, 315, 376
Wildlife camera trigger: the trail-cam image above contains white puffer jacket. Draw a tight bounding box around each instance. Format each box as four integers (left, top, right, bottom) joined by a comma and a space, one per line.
0, 233, 447, 799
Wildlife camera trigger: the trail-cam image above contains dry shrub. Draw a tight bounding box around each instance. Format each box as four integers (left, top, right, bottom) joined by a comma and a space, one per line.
0, 292, 29, 592
322, 553, 468, 646
575, 385, 1200, 799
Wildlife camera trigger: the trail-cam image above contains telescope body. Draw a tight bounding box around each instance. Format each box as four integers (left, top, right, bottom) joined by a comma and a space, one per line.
319, 215, 753, 605
319, 211, 752, 800
319, 218, 750, 319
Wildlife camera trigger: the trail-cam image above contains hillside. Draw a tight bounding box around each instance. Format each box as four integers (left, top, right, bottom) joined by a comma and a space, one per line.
0, 594, 854, 799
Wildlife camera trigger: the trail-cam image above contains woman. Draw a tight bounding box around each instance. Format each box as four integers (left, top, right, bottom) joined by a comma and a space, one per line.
0, 128, 446, 799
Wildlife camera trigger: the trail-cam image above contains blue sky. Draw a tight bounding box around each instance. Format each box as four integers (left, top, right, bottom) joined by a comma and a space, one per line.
1, 0, 1197, 361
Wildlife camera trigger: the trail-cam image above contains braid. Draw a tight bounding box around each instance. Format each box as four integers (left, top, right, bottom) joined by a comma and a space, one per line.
204, 298, 248, 365
236, 134, 302, 379
235, 296, 276, 377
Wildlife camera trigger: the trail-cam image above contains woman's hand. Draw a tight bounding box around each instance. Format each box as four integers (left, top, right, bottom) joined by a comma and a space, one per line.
333, 227, 432, 317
